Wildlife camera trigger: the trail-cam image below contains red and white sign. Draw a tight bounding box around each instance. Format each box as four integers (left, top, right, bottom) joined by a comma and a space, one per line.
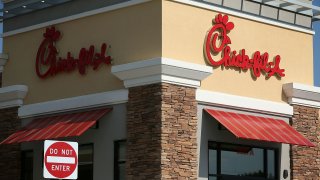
43, 140, 78, 179
36, 26, 112, 79
204, 14, 285, 78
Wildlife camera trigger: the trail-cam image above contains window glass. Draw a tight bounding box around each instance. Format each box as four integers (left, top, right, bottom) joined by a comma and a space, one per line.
267, 150, 276, 179
118, 142, 126, 162
118, 163, 126, 180
78, 164, 93, 180
209, 176, 218, 180
79, 145, 93, 164
221, 148, 264, 176
209, 149, 217, 175
208, 142, 278, 180
21, 151, 33, 180
115, 140, 126, 180
78, 144, 93, 180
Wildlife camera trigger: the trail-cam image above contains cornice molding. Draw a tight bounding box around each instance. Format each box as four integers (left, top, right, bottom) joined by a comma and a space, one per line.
0, 85, 28, 109
111, 57, 213, 88
18, 89, 128, 118
173, 0, 314, 35
3, 0, 151, 37
283, 83, 320, 108
197, 89, 293, 117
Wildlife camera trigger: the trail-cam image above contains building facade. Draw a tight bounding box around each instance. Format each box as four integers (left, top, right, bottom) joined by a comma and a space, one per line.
0, 0, 319, 180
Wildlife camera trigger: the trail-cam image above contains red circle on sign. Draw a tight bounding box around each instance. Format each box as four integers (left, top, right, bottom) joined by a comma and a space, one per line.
44, 142, 78, 178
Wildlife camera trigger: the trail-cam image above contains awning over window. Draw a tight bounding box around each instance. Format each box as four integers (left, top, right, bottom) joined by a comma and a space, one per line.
0, 108, 112, 144
205, 109, 315, 147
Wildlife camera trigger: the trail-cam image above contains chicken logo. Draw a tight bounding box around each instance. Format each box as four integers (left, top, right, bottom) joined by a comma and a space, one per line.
36, 27, 112, 79
205, 14, 285, 78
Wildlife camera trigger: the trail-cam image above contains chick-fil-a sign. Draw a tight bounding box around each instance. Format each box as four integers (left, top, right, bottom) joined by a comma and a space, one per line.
205, 14, 285, 78
36, 27, 112, 78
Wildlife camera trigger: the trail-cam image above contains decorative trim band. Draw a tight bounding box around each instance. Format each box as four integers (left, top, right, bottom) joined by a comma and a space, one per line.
0, 85, 28, 109
111, 57, 212, 88
2, 0, 151, 37
196, 89, 293, 117
283, 83, 320, 108
3, 0, 312, 37
173, 0, 314, 35
18, 89, 128, 118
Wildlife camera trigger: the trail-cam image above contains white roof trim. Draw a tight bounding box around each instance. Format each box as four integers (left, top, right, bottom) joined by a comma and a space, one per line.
2, 0, 315, 37
281, 0, 320, 13
196, 89, 293, 117
2, 0, 151, 37
173, 0, 314, 34
262, 0, 318, 14
18, 89, 128, 118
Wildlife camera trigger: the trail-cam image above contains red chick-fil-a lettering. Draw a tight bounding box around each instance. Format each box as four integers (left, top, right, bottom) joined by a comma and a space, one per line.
204, 14, 285, 78
36, 27, 112, 78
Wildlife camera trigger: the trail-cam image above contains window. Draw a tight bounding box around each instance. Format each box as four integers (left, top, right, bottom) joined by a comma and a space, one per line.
21, 150, 33, 180
208, 142, 278, 180
78, 144, 94, 180
114, 140, 126, 180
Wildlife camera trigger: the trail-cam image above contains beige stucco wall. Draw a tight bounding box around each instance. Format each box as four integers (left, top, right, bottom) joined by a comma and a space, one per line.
3, 0, 161, 104
3, 0, 314, 104
162, 0, 313, 103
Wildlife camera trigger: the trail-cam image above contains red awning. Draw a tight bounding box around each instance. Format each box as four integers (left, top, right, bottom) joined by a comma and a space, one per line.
205, 109, 315, 147
0, 108, 112, 144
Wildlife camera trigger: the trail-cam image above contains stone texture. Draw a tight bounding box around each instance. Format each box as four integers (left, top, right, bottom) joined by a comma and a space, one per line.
126, 83, 197, 179
0, 107, 21, 180
291, 105, 320, 180
0, 73, 2, 87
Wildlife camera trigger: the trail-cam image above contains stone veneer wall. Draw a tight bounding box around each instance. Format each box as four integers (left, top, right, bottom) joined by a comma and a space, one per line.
0, 73, 2, 87
290, 105, 320, 180
0, 107, 21, 180
126, 83, 198, 179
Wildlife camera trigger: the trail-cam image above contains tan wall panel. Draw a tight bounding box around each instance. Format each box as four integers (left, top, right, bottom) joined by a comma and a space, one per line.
3, 1, 161, 104
163, 1, 313, 103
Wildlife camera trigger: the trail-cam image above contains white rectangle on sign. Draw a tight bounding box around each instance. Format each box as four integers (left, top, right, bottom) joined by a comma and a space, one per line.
47, 156, 76, 164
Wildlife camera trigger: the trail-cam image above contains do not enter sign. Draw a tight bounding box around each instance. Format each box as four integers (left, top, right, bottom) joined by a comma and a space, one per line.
43, 140, 78, 179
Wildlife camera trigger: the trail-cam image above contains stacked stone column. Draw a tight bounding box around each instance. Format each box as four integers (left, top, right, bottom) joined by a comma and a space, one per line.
126, 83, 198, 179
290, 105, 320, 180
0, 107, 21, 180
0, 54, 22, 180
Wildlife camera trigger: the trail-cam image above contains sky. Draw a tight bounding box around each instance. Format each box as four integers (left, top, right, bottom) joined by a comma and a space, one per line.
314, 0, 320, 86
